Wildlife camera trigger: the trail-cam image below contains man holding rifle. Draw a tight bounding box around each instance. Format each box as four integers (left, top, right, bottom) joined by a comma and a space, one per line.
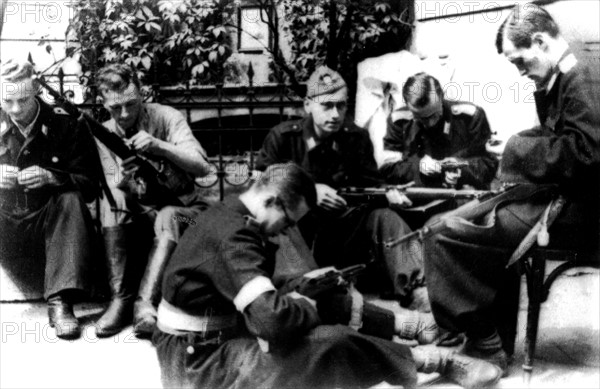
380, 72, 498, 190
423, 4, 600, 376
92, 64, 212, 338
0, 59, 100, 339
255, 66, 429, 313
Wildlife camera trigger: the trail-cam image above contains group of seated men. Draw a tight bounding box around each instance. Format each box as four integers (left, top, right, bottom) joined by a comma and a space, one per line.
1, 4, 598, 389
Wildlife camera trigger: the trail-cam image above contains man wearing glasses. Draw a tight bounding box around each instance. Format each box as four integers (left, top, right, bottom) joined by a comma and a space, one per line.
153, 163, 502, 389
256, 66, 429, 323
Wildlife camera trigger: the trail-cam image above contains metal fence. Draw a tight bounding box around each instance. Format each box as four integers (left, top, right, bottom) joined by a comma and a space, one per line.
40, 64, 305, 200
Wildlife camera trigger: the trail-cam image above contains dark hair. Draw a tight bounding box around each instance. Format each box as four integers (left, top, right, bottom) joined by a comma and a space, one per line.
402, 72, 443, 109
255, 163, 317, 211
96, 63, 141, 95
496, 3, 560, 54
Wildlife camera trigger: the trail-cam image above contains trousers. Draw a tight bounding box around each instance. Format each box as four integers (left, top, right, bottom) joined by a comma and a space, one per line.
0, 191, 94, 299
424, 188, 598, 341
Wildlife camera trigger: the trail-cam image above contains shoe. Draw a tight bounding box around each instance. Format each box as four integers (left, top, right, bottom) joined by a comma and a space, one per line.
48, 295, 81, 340
133, 237, 177, 338
442, 352, 503, 389
464, 339, 509, 377
395, 309, 440, 345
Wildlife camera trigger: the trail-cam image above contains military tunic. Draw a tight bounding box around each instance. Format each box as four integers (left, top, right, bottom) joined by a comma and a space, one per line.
424, 52, 600, 344
0, 98, 100, 298
381, 100, 498, 189
154, 196, 417, 389
256, 117, 423, 298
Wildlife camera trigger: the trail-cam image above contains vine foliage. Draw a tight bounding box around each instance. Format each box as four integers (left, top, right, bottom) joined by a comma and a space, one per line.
67, 0, 234, 87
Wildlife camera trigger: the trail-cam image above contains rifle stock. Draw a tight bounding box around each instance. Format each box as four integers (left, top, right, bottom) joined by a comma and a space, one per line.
34, 75, 183, 207
384, 183, 532, 247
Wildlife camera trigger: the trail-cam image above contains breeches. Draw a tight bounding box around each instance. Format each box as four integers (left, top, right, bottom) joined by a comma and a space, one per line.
0, 191, 94, 299
94, 186, 207, 242
301, 205, 423, 297
424, 191, 597, 335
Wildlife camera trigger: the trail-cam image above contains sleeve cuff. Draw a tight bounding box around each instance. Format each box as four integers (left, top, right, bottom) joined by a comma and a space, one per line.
233, 276, 276, 313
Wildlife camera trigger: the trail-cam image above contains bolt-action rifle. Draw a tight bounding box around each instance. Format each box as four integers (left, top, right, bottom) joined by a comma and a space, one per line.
35, 75, 184, 207
338, 181, 490, 203
384, 183, 542, 248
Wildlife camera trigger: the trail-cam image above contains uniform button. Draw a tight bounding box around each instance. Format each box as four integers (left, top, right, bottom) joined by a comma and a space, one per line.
186, 346, 195, 354
51, 156, 59, 163
292, 125, 298, 129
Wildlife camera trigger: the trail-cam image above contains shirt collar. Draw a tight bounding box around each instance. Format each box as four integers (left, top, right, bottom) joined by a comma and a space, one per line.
546, 49, 576, 94
10, 99, 40, 138
303, 116, 340, 152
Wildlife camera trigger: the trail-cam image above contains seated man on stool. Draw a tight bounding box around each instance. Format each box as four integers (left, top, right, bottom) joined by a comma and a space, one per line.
0, 59, 100, 340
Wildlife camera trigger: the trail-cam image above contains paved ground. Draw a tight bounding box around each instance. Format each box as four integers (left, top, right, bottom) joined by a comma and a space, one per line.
0, 265, 598, 389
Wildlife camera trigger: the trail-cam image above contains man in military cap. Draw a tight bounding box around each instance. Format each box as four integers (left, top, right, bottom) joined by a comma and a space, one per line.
256, 66, 428, 318
380, 72, 498, 190
0, 58, 100, 339
423, 3, 600, 375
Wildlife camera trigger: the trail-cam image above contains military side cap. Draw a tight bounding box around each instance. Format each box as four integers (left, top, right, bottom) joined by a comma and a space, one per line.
1, 59, 35, 82
306, 66, 347, 100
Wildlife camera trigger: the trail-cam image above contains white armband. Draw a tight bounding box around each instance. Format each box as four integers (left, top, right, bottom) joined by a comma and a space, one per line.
233, 276, 276, 313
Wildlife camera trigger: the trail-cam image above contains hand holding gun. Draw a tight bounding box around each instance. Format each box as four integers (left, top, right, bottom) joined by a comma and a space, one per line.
293, 264, 367, 299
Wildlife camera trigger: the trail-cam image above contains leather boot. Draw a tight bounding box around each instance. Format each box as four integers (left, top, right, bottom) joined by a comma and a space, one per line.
48, 293, 81, 340
95, 225, 143, 338
133, 236, 177, 338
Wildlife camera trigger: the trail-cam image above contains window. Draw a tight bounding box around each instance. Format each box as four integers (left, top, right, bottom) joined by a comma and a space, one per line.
237, 6, 271, 53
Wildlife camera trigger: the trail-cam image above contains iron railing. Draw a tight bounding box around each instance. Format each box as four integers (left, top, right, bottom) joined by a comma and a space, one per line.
39, 64, 305, 200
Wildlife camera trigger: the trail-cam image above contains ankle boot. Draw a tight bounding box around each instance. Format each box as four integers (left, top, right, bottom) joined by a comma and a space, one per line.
48, 293, 81, 340
394, 308, 440, 344
96, 225, 143, 338
412, 347, 502, 389
133, 236, 177, 338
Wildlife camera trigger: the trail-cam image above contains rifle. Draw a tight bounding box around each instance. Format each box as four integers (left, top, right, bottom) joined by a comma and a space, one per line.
338, 182, 490, 203
384, 183, 541, 248
34, 75, 184, 207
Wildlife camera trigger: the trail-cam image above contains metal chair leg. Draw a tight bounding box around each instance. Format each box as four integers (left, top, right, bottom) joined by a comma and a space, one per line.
523, 252, 546, 386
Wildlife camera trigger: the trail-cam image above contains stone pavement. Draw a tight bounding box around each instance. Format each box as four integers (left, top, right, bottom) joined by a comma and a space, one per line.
0, 266, 598, 389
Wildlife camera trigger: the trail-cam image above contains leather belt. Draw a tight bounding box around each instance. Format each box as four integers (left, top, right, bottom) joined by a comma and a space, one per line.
156, 299, 238, 337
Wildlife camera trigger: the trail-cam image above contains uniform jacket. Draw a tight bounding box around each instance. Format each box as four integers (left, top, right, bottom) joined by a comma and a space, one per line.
500, 52, 600, 255
0, 98, 100, 210
381, 100, 498, 189
255, 116, 383, 188
500, 52, 600, 200
162, 196, 396, 348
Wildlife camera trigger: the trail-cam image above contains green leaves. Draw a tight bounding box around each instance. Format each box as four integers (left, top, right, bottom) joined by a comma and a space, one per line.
68, 0, 233, 86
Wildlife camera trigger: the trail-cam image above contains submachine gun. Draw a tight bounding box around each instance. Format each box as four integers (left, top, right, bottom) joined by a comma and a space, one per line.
35, 75, 184, 207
